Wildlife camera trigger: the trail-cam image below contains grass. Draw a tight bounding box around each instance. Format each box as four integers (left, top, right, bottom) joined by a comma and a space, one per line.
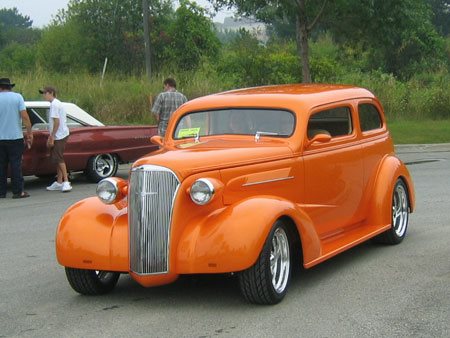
10, 71, 450, 144
388, 120, 450, 144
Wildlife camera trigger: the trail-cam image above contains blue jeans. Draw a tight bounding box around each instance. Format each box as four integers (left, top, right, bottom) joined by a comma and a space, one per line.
0, 139, 25, 196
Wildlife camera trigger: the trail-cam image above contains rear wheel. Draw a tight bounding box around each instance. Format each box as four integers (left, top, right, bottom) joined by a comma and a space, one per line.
85, 153, 118, 183
65, 268, 120, 295
238, 220, 291, 305
375, 179, 410, 244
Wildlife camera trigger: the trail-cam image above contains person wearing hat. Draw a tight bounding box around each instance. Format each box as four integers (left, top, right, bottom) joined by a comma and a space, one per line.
39, 86, 72, 192
0, 78, 33, 199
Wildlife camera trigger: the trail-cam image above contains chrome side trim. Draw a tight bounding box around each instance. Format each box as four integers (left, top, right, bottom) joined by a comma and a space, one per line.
242, 176, 294, 187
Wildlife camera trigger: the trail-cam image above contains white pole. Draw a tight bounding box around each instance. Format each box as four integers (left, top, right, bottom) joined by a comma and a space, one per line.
100, 57, 108, 86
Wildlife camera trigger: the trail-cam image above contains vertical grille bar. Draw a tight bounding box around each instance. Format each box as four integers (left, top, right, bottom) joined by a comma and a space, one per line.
129, 165, 180, 274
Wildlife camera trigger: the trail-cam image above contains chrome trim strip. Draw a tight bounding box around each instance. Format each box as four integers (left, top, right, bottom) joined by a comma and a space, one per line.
242, 176, 294, 187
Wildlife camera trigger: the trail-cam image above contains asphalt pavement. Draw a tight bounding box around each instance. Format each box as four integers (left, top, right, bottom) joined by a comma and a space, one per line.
0, 143, 449, 337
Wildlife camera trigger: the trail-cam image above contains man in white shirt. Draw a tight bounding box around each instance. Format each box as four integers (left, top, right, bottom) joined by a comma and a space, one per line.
39, 86, 72, 192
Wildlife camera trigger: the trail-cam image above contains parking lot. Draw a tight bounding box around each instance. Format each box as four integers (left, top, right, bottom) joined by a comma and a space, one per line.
1, 147, 449, 337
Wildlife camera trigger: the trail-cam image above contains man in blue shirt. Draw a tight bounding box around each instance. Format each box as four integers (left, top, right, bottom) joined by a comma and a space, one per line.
0, 78, 33, 199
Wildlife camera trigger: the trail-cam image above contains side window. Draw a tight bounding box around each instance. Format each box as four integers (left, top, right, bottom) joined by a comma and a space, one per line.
307, 106, 352, 139
66, 115, 83, 128
359, 103, 382, 132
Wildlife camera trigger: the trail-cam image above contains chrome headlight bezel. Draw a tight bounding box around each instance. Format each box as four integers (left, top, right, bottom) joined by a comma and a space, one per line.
96, 178, 120, 204
190, 178, 215, 205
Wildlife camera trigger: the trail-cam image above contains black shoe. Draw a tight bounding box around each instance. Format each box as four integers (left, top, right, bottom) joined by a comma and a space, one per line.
12, 191, 30, 199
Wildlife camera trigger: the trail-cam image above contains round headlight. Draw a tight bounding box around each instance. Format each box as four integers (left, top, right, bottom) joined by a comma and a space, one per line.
96, 178, 119, 204
190, 179, 214, 205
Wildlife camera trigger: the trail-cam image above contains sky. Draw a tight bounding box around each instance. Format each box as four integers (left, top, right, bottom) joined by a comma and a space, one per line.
0, 0, 234, 27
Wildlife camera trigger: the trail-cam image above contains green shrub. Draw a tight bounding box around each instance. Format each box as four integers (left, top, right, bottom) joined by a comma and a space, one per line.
0, 42, 36, 73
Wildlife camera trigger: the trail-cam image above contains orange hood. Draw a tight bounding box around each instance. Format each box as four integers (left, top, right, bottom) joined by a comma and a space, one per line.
133, 138, 294, 179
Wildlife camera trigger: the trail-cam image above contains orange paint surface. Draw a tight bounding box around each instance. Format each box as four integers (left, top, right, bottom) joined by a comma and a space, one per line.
56, 84, 414, 288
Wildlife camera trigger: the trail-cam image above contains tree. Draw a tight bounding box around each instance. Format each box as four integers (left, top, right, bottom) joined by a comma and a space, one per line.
328, 0, 446, 78
142, 0, 152, 79
36, 21, 88, 73
0, 7, 39, 50
209, 0, 329, 82
166, 1, 220, 70
0, 7, 32, 29
55, 0, 176, 73
428, 0, 450, 36
62, 0, 146, 73
210, 0, 447, 82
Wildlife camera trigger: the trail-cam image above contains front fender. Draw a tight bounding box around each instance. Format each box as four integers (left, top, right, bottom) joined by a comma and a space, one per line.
55, 197, 129, 272
175, 196, 321, 273
367, 155, 415, 228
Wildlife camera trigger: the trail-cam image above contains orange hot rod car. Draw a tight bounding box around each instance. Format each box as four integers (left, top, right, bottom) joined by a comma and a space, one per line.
56, 84, 414, 304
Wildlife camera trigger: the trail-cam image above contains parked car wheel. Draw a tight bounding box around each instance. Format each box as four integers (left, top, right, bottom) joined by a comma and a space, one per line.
85, 153, 118, 182
238, 220, 292, 305
65, 268, 120, 295
374, 179, 410, 244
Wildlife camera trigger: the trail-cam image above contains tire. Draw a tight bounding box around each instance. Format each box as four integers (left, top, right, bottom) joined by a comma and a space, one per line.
85, 153, 118, 183
65, 268, 120, 295
374, 179, 410, 244
238, 220, 292, 305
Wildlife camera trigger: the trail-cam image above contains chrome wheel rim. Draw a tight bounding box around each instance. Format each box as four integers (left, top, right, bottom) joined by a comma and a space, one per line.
94, 154, 115, 177
392, 183, 408, 237
270, 227, 290, 294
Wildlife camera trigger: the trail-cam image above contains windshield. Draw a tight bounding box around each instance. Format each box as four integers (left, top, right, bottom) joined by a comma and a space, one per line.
173, 108, 295, 139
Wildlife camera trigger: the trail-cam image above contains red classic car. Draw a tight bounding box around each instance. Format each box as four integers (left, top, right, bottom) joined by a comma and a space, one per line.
23, 101, 158, 182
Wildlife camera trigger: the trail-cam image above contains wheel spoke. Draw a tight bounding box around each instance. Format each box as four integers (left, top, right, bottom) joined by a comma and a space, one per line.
270, 228, 290, 293
392, 182, 408, 237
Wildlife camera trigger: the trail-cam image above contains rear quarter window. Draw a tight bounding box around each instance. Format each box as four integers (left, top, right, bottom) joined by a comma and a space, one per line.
307, 106, 352, 139
358, 104, 382, 132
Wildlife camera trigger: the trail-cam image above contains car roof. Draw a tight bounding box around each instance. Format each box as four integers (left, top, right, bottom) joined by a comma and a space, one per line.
25, 101, 104, 126
182, 84, 376, 113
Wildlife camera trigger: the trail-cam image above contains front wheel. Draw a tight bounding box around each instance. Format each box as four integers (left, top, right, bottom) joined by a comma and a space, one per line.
85, 153, 118, 183
65, 268, 120, 295
374, 179, 410, 244
238, 220, 292, 305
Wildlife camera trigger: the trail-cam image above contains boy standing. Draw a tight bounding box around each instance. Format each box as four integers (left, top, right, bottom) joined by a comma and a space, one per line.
39, 86, 72, 192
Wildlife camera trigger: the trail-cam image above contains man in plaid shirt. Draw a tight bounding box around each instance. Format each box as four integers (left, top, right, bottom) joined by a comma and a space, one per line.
151, 78, 187, 137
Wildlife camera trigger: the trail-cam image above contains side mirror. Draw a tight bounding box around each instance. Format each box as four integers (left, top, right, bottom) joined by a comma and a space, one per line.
150, 135, 163, 147
306, 133, 332, 147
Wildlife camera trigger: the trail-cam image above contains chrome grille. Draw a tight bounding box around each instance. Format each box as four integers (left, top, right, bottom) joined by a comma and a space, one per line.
129, 165, 180, 274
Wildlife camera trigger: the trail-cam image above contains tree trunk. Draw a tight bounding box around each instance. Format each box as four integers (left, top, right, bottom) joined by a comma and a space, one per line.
142, 0, 152, 80
295, 0, 311, 83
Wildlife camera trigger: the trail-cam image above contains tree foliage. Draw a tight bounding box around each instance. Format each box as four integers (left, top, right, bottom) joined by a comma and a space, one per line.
0, 7, 32, 29
37, 21, 88, 73
209, 0, 329, 82
328, 0, 446, 78
210, 0, 447, 81
33, 0, 219, 74
0, 7, 39, 50
166, 0, 220, 70
57, 0, 149, 73
428, 0, 450, 36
